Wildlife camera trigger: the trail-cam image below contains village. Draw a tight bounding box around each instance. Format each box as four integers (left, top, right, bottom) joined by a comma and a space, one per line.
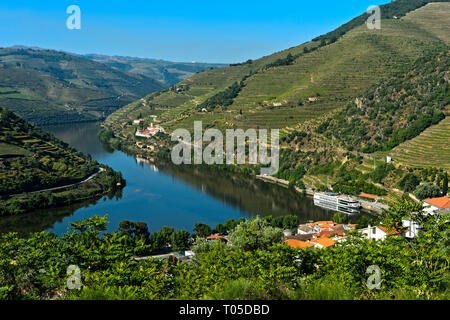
147, 194, 450, 264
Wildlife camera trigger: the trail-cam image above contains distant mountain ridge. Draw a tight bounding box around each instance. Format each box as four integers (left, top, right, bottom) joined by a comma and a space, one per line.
0, 47, 165, 125
82, 53, 227, 87
0, 46, 224, 125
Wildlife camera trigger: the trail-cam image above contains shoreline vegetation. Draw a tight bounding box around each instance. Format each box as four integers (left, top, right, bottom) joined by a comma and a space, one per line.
0, 166, 125, 217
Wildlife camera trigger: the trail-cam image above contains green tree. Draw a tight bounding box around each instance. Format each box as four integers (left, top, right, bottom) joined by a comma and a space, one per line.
332, 212, 349, 224
214, 223, 227, 235
170, 230, 190, 251
193, 223, 212, 238
151, 230, 168, 251
224, 218, 245, 233
118, 220, 150, 242
414, 183, 441, 200
443, 172, 448, 195
160, 226, 174, 241
282, 215, 299, 230
398, 173, 420, 192
229, 217, 284, 251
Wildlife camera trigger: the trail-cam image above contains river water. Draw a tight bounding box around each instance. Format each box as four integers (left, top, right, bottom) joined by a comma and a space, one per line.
0, 122, 370, 236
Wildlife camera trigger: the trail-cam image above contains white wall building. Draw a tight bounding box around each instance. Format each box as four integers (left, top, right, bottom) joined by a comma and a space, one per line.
360, 225, 403, 241
423, 196, 450, 214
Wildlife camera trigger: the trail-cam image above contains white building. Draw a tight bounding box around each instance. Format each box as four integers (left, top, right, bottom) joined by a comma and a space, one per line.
135, 127, 164, 138
402, 198, 450, 238
402, 219, 421, 239
360, 225, 404, 241
423, 196, 450, 214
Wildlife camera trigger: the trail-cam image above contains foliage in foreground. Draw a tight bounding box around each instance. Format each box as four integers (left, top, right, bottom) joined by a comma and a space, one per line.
0, 198, 448, 300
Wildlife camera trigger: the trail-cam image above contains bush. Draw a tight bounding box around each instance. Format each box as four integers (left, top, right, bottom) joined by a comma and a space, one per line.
229, 217, 284, 251
415, 183, 441, 200
193, 223, 212, 238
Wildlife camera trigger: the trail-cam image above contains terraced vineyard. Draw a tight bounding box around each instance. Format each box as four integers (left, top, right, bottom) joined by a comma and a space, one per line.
390, 114, 450, 170
0, 107, 98, 195
106, 2, 450, 136
403, 2, 450, 43
0, 48, 165, 125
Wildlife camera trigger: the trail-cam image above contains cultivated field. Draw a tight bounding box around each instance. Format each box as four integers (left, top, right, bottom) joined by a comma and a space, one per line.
390, 115, 450, 170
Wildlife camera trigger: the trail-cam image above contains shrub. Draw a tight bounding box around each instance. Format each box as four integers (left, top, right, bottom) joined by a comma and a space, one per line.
415, 183, 441, 200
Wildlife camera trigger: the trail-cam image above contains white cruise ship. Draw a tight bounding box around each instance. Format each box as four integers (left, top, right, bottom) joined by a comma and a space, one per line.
313, 192, 361, 214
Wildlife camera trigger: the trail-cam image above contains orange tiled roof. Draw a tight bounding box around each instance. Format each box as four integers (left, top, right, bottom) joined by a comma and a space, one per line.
423, 196, 450, 209
206, 234, 224, 240
360, 192, 378, 200
318, 224, 335, 229
285, 239, 315, 249
308, 221, 334, 227
310, 237, 336, 247
314, 229, 345, 238
377, 226, 404, 235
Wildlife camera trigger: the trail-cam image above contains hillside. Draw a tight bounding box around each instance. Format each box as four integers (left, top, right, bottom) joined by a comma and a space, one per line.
314, 49, 449, 154
106, 1, 450, 137
102, 1, 450, 197
0, 48, 165, 125
0, 107, 124, 215
276, 48, 449, 195
83, 54, 227, 87
390, 113, 450, 170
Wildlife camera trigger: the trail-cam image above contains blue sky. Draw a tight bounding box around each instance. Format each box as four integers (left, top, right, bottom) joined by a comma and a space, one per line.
0, 0, 390, 63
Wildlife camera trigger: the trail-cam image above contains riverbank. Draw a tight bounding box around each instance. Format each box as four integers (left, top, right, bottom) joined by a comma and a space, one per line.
0, 167, 125, 217
255, 174, 387, 214
99, 124, 389, 215
6, 167, 104, 197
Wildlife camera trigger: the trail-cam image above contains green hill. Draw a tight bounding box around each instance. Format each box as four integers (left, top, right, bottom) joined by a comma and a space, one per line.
277, 48, 449, 194
105, 1, 450, 136
0, 107, 124, 216
0, 48, 165, 125
390, 111, 450, 170
83, 54, 227, 87
102, 1, 450, 196
315, 49, 449, 154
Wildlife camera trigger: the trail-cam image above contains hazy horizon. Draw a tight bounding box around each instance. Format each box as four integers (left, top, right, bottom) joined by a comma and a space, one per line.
0, 0, 390, 64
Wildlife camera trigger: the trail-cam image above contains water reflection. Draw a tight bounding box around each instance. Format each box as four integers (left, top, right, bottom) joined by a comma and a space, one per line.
0, 122, 373, 237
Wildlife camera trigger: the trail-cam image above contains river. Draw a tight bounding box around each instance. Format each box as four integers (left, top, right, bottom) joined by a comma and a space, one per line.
0, 122, 371, 236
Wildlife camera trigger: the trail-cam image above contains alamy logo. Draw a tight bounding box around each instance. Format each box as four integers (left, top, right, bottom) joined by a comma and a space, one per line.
66, 265, 81, 290
366, 5, 381, 30
366, 265, 381, 290
66, 5, 81, 30
171, 121, 279, 175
